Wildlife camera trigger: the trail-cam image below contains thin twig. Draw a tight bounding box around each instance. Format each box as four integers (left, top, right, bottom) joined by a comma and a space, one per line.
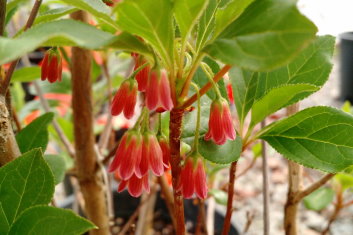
181, 65, 232, 109
242, 211, 256, 234
222, 161, 238, 235
0, 0, 43, 95
12, 109, 22, 131
261, 120, 270, 235
322, 188, 343, 235
294, 173, 335, 203
158, 175, 177, 229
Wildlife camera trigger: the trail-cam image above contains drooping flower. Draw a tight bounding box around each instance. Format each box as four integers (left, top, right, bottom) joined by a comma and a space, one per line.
133, 57, 150, 92
226, 83, 234, 105
180, 157, 207, 199
139, 131, 165, 177
158, 134, 170, 170
102, 0, 120, 7
145, 69, 173, 111
118, 174, 150, 197
108, 130, 143, 180
41, 49, 62, 83
111, 78, 138, 119
205, 98, 236, 145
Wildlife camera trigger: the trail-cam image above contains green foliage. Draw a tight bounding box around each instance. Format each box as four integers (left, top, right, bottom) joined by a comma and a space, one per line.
0, 20, 153, 65
44, 155, 67, 185
8, 206, 96, 235
8, 206, 95, 235
334, 173, 353, 191
205, 0, 317, 71
174, 0, 208, 41
230, 36, 335, 124
0, 149, 54, 234
196, 0, 217, 51
214, 0, 254, 37
0, 19, 114, 65
260, 107, 353, 173
34, 7, 78, 25
199, 137, 242, 164
16, 113, 54, 153
251, 84, 319, 125
60, 0, 117, 28
11, 67, 40, 82
0, 150, 94, 235
115, 0, 174, 67
303, 187, 335, 211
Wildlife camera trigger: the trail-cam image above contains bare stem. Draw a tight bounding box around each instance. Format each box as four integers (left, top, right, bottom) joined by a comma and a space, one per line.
70, 10, 109, 235
158, 176, 177, 229
284, 104, 302, 235
222, 161, 238, 235
322, 189, 343, 235
0, 0, 6, 36
261, 121, 270, 235
294, 173, 335, 203
181, 65, 232, 109
0, 0, 42, 95
169, 108, 186, 235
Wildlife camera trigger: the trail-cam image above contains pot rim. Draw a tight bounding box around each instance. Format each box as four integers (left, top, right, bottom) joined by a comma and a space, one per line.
340, 32, 353, 41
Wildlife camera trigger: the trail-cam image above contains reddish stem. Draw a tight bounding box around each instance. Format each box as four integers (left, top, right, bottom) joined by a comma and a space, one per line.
169, 108, 186, 235
222, 161, 238, 235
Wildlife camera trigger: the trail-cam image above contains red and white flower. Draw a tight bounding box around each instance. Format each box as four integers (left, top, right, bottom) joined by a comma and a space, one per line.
179, 157, 207, 199
111, 79, 138, 119
118, 174, 150, 198
108, 131, 142, 180
205, 98, 236, 145
41, 49, 62, 83
145, 69, 173, 111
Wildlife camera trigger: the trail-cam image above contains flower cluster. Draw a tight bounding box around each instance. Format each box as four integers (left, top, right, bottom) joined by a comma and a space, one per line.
205, 98, 236, 145
41, 49, 62, 83
109, 128, 170, 197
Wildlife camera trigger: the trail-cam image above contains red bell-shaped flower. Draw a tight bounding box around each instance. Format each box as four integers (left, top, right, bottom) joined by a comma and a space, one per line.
108, 130, 143, 180
118, 174, 150, 198
145, 69, 173, 111
180, 157, 207, 199
205, 98, 236, 145
139, 131, 165, 177
111, 79, 138, 119
41, 49, 62, 83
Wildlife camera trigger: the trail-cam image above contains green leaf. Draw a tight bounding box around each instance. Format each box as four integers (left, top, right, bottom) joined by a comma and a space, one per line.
61, 0, 117, 28
209, 189, 228, 205
16, 112, 54, 153
0, 149, 54, 234
34, 7, 78, 25
115, 0, 174, 67
199, 136, 242, 164
8, 206, 96, 235
229, 36, 335, 123
0, 19, 114, 65
229, 67, 259, 123
214, 0, 254, 37
251, 84, 319, 125
303, 187, 334, 211
109, 32, 153, 61
174, 0, 208, 40
44, 155, 66, 185
260, 106, 353, 173
205, 0, 317, 71
11, 67, 40, 82
334, 173, 353, 191
196, 0, 217, 51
